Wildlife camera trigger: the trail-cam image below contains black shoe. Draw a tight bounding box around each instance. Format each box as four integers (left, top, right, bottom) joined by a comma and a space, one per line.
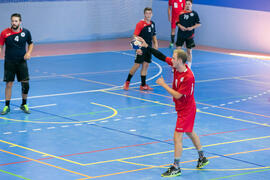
197, 157, 209, 169
161, 165, 181, 177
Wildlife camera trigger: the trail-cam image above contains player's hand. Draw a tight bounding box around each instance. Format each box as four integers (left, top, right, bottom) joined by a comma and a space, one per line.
178, 25, 187, 31
186, 27, 193, 31
136, 49, 143, 55
168, 16, 171, 22
156, 76, 166, 86
24, 53, 31, 60
136, 37, 148, 48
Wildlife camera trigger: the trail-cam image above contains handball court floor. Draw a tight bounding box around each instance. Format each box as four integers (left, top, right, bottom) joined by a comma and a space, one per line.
0, 38, 270, 180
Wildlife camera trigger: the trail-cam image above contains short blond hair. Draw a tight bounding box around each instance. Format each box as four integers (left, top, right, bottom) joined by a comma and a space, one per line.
173, 49, 187, 63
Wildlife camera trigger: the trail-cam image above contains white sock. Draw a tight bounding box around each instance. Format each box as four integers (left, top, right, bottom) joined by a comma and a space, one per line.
187, 62, 192, 68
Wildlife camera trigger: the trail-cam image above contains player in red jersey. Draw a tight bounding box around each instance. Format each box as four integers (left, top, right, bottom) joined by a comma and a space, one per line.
123, 7, 158, 91
137, 36, 209, 177
168, 0, 186, 48
176, 0, 201, 68
0, 13, 33, 115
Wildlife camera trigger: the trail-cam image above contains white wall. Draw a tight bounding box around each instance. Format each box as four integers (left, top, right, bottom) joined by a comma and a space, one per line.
152, 1, 270, 54
0, 0, 152, 43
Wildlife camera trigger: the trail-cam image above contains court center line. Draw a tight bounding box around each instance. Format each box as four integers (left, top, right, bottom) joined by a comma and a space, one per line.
0, 149, 92, 178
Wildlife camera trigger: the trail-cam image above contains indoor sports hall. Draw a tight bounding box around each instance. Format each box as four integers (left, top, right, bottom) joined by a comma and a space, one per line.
0, 0, 270, 179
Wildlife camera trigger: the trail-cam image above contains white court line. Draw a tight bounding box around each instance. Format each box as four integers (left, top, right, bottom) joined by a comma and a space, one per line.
14, 104, 57, 110
114, 52, 163, 86
0, 52, 163, 102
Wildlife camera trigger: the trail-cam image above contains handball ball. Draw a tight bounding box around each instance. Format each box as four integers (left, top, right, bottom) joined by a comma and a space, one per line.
130, 38, 142, 49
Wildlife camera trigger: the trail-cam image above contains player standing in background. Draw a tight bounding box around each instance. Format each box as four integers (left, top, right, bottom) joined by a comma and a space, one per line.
123, 7, 158, 91
176, 0, 201, 68
168, 0, 186, 48
0, 13, 33, 115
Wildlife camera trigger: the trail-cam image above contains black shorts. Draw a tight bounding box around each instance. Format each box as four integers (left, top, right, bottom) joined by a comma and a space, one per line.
134, 47, 152, 64
4, 60, 30, 82
176, 37, 196, 49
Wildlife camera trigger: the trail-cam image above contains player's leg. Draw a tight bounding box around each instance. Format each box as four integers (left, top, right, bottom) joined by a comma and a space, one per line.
186, 131, 209, 168
140, 61, 148, 85
186, 48, 192, 68
124, 49, 145, 90
140, 49, 153, 90
175, 33, 184, 50
1, 62, 16, 115
162, 131, 182, 177
1, 82, 13, 115
18, 61, 30, 114
123, 63, 140, 90
170, 28, 176, 48
169, 16, 177, 48
186, 38, 196, 68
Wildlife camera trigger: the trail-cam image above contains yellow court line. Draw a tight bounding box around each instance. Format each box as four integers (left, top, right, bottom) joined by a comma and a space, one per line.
0, 139, 84, 166
0, 149, 92, 178
136, 91, 270, 119
233, 77, 270, 85
0, 102, 117, 124
102, 90, 175, 107
197, 109, 270, 127
62, 75, 117, 87
77, 147, 270, 179
120, 147, 270, 170
118, 160, 166, 168
197, 102, 270, 118
102, 90, 270, 127
83, 135, 270, 166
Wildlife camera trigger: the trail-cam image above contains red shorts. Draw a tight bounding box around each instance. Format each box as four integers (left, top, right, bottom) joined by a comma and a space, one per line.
175, 107, 196, 133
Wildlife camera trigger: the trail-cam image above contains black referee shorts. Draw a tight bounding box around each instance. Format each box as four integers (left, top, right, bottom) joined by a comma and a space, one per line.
4, 60, 30, 82
134, 47, 152, 64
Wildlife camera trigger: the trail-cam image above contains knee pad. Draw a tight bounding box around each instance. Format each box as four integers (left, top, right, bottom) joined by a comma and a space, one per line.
21, 82, 29, 94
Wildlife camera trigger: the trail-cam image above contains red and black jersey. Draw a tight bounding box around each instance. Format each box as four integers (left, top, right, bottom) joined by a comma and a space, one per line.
177, 10, 200, 39
134, 20, 156, 47
0, 27, 33, 62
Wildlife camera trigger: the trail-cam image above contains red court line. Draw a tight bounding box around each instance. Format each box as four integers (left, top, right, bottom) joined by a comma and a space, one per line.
0, 126, 262, 167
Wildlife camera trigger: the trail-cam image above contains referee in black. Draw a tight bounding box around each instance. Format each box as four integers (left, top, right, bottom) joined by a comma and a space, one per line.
0, 13, 33, 115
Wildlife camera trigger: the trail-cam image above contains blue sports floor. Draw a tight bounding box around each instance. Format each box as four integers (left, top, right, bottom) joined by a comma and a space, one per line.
0, 48, 270, 180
